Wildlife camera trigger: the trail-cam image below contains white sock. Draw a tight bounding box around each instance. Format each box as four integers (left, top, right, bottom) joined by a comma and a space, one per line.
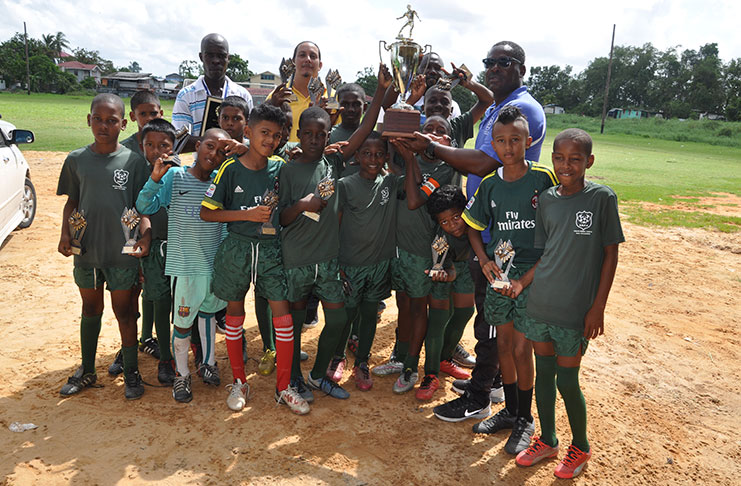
172, 329, 191, 377
198, 313, 216, 366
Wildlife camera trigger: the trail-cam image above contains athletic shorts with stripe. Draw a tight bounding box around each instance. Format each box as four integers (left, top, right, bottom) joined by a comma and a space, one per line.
390, 247, 432, 298
140, 239, 171, 301
171, 275, 226, 329
284, 258, 344, 304
342, 259, 392, 308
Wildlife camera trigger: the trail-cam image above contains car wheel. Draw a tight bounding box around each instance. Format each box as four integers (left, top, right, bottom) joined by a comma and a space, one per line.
18, 177, 36, 229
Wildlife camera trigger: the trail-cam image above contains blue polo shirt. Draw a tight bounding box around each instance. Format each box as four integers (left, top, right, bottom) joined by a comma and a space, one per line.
467, 85, 546, 243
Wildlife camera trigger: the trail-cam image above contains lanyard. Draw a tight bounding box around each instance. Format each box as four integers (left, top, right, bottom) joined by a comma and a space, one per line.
202, 78, 229, 98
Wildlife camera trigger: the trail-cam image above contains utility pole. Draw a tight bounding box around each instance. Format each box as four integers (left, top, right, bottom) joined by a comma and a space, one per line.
24, 22, 30, 95
600, 24, 616, 134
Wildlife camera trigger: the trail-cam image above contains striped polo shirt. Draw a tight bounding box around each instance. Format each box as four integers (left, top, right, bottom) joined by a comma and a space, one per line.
172, 75, 253, 136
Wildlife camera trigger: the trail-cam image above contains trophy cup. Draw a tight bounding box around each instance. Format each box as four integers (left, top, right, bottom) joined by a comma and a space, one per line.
429, 234, 450, 278
379, 7, 431, 137
68, 208, 87, 256
307, 76, 325, 105
279, 57, 298, 102
325, 69, 342, 110
302, 167, 335, 222
121, 207, 142, 254
490, 239, 515, 289
259, 187, 279, 236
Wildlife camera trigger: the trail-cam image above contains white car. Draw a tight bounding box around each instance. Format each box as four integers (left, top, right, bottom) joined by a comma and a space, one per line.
0, 116, 36, 246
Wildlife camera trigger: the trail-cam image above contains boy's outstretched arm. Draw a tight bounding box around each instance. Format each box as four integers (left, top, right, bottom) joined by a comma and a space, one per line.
133, 215, 152, 257
451, 63, 494, 121
200, 205, 271, 223
392, 139, 426, 210
584, 244, 619, 339
136, 158, 174, 215
404, 132, 501, 177
468, 226, 501, 285
279, 194, 326, 226
58, 197, 77, 256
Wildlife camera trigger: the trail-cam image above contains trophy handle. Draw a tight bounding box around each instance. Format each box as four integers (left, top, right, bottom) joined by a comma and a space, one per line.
419, 44, 433, 73
379, 40, 389, 65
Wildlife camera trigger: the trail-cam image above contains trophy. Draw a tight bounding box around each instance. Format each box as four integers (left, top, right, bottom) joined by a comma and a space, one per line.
259, 187, 279, 236
121, 207, 142, 254
279, 57, 298, 102
324, 69, 342, 110
490, 239, 515, 289
429, 234, 450, 278
307, 76, 325, 105
68, 208, 87, 256
379, 6, 431, 137
173, 124, 191, 155
200, 96, 223, 136
302, 167, 335, 222
435, 63, 472, 91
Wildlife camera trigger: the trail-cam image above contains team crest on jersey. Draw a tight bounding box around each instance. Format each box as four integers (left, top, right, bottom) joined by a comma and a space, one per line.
205, 183, 216, 197
574, 211, 593, 234
112, 169, 129, 190
178, 305, 191, 317
531, 194, 539, 209
380, 186, 390, 206
465, 197, 475, 210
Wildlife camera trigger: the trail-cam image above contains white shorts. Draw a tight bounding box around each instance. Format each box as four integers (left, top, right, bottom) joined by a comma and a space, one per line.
171, 275, 226, 328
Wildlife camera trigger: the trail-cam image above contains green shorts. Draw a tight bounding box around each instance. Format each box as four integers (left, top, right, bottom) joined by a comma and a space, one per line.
484, 265, 534, 333
140, 239, 171, 301
526, 319, 590, 357
212, 233, 287, 302
73, 266, 139, 292
430, 260, 475, 301
171, 275, 226, 329
342, 259, 392, 307
391, 247, 432, 299
285, 258, 344, 304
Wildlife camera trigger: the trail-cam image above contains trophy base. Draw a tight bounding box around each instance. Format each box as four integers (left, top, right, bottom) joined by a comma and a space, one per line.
490, 280, 511, 290
325, 101, 340, 111
428, 269, 446, 279
381, 108, 420, 138
122, 246, 142, 255
70, 246, 82, 256
302, 210, 321, 222
259, 226, 277, 236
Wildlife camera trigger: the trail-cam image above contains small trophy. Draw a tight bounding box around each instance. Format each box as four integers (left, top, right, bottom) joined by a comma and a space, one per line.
68, 208, 87, 256
324, 69, 342, 110
259, 187, 279, 236
279, 57, 298, 102
302, 168, 335, 222
436, 63, 472, 91
307, 76, 325, 105
121, 207, 142, 254
490, 239, 515, 289
429, 235, 450, 278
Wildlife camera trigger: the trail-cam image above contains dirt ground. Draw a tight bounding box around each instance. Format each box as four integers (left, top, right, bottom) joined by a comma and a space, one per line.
1, 151, 739, 485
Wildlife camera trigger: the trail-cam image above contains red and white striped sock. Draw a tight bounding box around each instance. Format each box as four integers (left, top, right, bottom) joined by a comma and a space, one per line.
225, 314, 246, 383
273, 314, 294, 392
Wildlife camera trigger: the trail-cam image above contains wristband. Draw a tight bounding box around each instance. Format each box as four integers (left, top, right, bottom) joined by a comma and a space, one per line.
425, 141, 438, 159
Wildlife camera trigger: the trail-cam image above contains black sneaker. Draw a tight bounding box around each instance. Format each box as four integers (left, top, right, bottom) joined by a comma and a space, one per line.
504, 417, 535, 454
172, 374, 193, 403
452, 379, 505, 404
108, 350, 123, 376
299, 350, 309, 361
433, 394, 491, 422
215, 308, 227, 334
200, 363, 220, 386
472, 407, 516, 434
138, 337, 161, 360
451, 379, 469, 395
60, 365, 97, 396
124, 370, 145, 400
158, 359, 176, 385
452, 343, 475, 368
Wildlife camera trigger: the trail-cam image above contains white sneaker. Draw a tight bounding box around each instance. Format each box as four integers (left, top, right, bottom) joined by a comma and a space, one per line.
393, 368, 418, 394
490, 385, 505, 404
371, 360, 404, 376
226, 379, 249, 411
276, 386, 310, 415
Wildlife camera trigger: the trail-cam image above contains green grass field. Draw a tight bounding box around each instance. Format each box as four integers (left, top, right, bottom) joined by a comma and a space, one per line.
2, 92, 739, 232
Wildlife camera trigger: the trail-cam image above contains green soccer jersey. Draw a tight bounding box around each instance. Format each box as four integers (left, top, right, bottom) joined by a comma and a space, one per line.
278, 153, 345, 269
338, 172, 401, 266
329, 124, 361, 178
274, 141, 299, 162
527, 181, 625, 330
57, 145, 149, 268
202, 155, 283, 239
449, 111, 474, 149
463, 162, 557, 266
396, 156, 456, 258
121, 134, 144, 158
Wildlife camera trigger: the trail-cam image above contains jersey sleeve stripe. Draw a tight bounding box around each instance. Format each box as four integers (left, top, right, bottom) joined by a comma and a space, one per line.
213, 159, 235, 185
531, 164, 559, 186
201, 198, 223, 210
462, 211, 486, 231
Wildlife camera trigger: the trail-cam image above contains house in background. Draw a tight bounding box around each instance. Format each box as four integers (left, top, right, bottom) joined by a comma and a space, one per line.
607, 108, 663, 119
165, 73, 185, 85
543, 104, 565, 115
245, 71, 281, 89
99, 72, 156, 97
58, 61, 102, 85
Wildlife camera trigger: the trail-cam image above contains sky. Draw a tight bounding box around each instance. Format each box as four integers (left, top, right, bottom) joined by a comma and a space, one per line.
2, 0, 739, 83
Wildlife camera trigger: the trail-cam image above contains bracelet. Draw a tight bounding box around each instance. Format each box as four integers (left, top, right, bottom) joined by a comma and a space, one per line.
425, 141, 438, 159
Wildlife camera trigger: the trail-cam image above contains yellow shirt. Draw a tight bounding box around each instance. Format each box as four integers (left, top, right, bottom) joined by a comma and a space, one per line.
268, 84, 337, 142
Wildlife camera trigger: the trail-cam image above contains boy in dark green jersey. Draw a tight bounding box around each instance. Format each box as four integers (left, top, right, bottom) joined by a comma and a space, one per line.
462, 106, 557, 455
57, 93, 151, 400
278, 64, 391, 401
329, 83, 366, 178
218, 95, 249, 142
515, 129, 623, 478
201, 104, 309, 415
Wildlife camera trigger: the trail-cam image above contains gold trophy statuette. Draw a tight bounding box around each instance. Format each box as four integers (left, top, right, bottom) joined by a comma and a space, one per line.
259, 188, 280, 236
307, 76, 325, 105
302, 168, 335, 222
121, 207, 142, 255
429, 234, 450, 278
491, 239, 515, 289
279, 57, 298, 102
68, 208, 87, 256
324, 69, 342, 110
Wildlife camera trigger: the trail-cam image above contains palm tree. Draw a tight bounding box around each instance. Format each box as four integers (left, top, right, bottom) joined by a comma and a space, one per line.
42, 32, 70, 59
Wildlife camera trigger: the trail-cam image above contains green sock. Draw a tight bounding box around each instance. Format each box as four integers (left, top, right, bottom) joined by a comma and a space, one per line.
153, 296, 172, 361
396, 340, 410, 364
310, 307, 347, 380
80, 314, 102, 375
423, 308, 449, 375
333, 306, 356, 357
557, 365, 590, 453
350, 309, 361, 338
440, 306, 474, 361
140, 298, 154, 341
255, 295, 275, 352
535, 355, 558, 447
402, 353, 420, 372
290, 309, 306, 379
122, 345, 138, 375
356, 300, 379, 365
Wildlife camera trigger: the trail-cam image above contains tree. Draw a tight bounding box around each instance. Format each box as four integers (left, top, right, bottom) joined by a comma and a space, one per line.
451, 84, 476, 113
723, 58, 741, 121
80, 76, 97, 89
687, 43, 724, 113
354, 66, 378, 98
526, 65, 580, 110
179, 60, 202, 78
226, 53, 253, 82
41, 31, 69, 58
72, 47, 115, 74
128, 61, 141, 73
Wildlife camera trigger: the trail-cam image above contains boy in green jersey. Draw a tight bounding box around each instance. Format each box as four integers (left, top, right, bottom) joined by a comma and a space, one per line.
462, 106, 557, 454
515, 129, 623, 478
57, 93, 151, 400
278, 64, 391, 401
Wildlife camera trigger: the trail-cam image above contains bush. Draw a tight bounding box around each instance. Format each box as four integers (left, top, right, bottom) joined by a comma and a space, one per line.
80, 77, 97, 89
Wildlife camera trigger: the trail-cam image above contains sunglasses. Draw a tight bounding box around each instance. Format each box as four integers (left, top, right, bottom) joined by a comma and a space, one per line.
482, 56, 522, 68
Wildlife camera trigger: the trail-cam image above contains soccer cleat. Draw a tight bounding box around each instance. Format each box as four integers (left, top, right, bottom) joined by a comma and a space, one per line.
472, 407, 516, 434
290, 375, 315, 403
303, 315, 319, 329
138, 337, 161, 360
452, 343, 476, 368
299, 350, 309, 361
108, 350, 124, 376
347, 335, 359, 356
306, 373, 350, 399
415, 374, 440, 401
226, 379, 250, 411
505, 417, 536, 454
440, 359, 471, 379
157, 359, 176, 385
276, 386, 310, 415
124, 369, 145, 400
172, 374, 193, 403
554, 445, 591, 479
326, 356, 346, 383
353, 362, 373, 391
432, 394, 491, 422
200, 363, 220, 386
451, 379, 505, 404
393, 368, 418, 394
451, 378, 469, 395
258, 349, 277, 376
516, 436, 559, 467
60, 365, 97, 396
377, 301, 386, 322
490, 385, 505, 403
371, 360, 403, 376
